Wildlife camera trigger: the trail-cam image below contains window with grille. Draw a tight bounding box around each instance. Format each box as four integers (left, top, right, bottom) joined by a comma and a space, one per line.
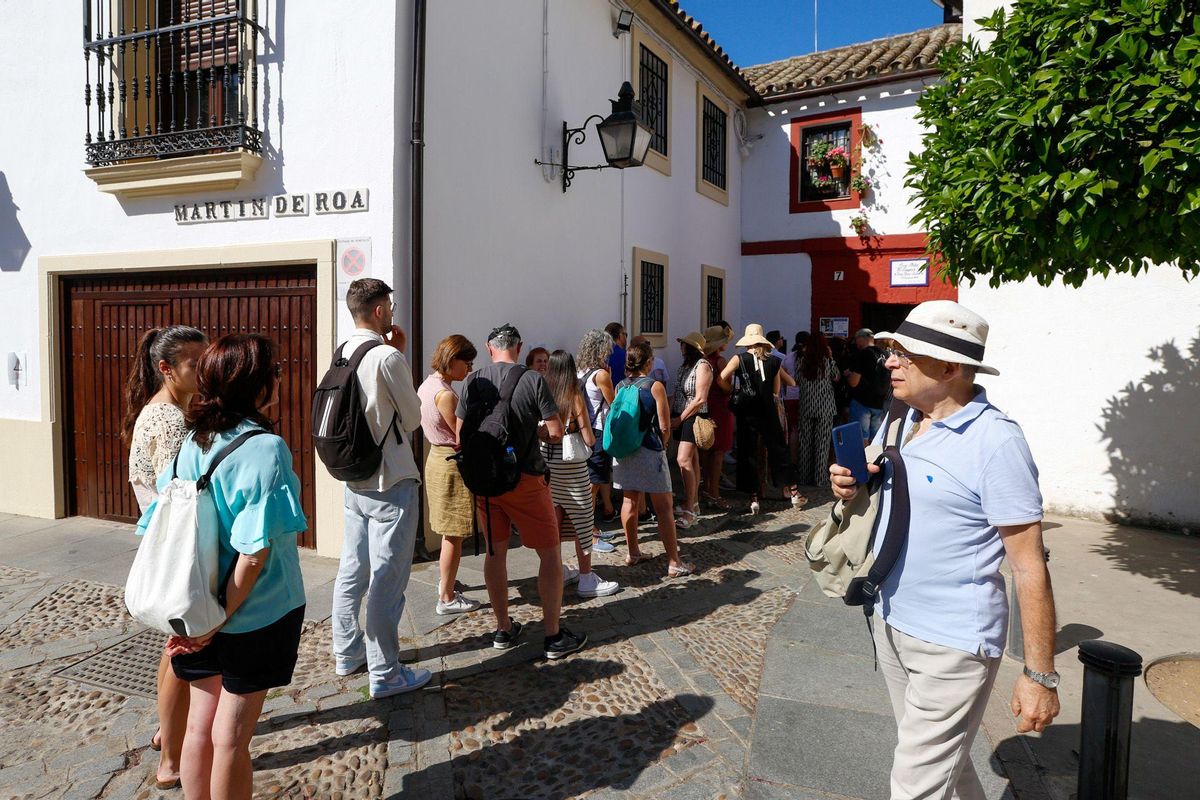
799, 123, 852, 202
83, 0, 261, 166
639, 260, 666, 336
639, 45, 668, 157
701, 97, 727, 190
705, 274, 724, 328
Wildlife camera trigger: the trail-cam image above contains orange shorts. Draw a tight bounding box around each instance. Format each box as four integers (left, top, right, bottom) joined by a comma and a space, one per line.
475, 473, 559, 551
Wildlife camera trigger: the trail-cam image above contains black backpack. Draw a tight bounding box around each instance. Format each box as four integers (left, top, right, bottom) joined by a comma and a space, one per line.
455, 365, 527, 499
312, 340, 401, 482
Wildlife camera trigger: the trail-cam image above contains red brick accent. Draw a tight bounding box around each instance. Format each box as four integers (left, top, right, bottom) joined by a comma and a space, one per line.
742, 234, 957, 334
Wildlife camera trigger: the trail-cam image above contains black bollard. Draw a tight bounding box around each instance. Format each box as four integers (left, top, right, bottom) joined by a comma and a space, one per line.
1005, 547, 1049, 662
1077, 640, 1143, 800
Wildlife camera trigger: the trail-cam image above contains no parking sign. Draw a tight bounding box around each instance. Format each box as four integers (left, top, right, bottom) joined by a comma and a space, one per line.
337, 238, 372, 280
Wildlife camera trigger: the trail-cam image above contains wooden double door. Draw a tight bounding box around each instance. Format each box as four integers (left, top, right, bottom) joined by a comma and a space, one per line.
62, 267, 318, 547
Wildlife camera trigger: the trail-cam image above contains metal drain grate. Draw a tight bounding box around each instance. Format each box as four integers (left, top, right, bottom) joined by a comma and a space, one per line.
56, 628, 164, 698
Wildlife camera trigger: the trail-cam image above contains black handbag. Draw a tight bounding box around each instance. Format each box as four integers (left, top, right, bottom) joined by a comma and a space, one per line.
728, 355, 758, 414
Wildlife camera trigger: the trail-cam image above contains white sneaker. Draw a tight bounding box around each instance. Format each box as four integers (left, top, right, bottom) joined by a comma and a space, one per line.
562, 565, 581, 585
436, 591, 481, 615
576, 571, 620, 597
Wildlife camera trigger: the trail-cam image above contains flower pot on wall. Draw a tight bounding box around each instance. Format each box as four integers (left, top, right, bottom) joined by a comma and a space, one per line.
830, 164, 846, 180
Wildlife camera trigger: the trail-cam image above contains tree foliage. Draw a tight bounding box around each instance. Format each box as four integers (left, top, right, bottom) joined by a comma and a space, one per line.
907, 0, 1200, 287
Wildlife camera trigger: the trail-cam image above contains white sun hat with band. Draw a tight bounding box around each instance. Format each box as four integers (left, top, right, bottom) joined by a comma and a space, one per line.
875, 300, 1000, 376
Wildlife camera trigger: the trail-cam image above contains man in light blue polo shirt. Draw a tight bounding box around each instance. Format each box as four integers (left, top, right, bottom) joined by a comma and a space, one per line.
831, 301, 1060, 800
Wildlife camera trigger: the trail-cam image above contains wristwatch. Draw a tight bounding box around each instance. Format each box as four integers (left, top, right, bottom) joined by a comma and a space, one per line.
1023, 665, 1060, 690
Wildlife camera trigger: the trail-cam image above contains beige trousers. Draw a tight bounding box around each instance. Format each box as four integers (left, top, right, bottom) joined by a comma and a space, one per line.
873, 621, 1001, 800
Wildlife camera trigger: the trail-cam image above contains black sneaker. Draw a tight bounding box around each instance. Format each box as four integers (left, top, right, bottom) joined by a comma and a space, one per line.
544, 627, 588, 660
493, 618, 523, 650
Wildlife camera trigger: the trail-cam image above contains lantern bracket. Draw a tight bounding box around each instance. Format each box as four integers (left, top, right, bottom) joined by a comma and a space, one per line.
534, 116, 608, 193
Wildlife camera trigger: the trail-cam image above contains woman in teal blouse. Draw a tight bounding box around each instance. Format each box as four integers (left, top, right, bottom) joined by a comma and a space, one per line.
138, 333, 306, 800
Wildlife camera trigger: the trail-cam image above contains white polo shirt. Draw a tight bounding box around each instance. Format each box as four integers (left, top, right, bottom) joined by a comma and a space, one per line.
872, 388, 1043, 657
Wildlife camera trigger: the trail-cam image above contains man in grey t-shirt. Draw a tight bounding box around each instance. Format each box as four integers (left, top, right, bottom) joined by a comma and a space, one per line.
456, 324, 588, 660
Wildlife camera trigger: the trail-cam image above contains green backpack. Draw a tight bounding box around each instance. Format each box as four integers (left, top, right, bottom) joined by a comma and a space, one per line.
603, 377, 655, 458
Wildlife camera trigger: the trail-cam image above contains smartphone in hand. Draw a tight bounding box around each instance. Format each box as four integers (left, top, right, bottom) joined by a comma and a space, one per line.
832, 422, 870, 485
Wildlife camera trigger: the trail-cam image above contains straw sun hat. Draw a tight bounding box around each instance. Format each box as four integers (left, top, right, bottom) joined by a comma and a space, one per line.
676, 331, 707, 352
875, 300, 999, 376
734, 323, 774, 349
702, 325, 729, 354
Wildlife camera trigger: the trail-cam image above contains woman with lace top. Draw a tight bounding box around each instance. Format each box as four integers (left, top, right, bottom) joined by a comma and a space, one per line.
121, 324, 208, 791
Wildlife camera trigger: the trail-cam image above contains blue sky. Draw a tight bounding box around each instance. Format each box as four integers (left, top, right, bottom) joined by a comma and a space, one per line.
677, 0, 945, 68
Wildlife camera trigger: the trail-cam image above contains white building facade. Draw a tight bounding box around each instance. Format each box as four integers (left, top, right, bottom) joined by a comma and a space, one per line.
0, 0, 751, 555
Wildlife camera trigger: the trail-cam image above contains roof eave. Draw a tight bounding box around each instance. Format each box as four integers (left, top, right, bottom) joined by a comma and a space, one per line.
751, 67, 942, 107
641, 0, 763, 103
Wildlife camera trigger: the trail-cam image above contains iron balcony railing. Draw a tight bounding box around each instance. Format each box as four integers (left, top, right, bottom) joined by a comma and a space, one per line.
83, 0, 261, 167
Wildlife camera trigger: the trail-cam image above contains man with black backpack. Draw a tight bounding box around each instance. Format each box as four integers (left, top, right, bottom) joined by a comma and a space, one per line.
456, 324, 588, 660
321, 279, 428, 699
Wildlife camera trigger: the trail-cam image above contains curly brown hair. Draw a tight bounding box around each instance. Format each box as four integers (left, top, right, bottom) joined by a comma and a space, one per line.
430, 334, 477, 375
188, 334, 277, 451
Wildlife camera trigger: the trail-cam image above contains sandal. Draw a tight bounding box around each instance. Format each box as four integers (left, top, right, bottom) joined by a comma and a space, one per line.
150, 730, 162, 751
667, 561, 696, 578
155, 777, 181, 791
676, 510, 698, 529
701, 493, 731, 511
624, 553, 654, 566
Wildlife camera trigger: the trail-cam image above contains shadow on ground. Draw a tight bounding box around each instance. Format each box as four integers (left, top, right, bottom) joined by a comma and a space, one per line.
993, 716, 1200, 799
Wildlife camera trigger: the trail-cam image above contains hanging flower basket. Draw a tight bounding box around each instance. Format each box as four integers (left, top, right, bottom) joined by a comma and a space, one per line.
850, 214, 870, 236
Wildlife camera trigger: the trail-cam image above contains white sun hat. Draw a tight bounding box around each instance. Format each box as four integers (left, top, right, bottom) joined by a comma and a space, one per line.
875, 300, 1000, 376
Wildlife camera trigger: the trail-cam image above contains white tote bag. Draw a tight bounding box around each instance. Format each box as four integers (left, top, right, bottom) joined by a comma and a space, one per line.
124, 429, 266, 637
560, 430, 592, 464
124, 479, 227, 637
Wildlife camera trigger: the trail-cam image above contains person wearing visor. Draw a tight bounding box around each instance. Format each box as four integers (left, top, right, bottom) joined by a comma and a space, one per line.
829, 300, 1059, 799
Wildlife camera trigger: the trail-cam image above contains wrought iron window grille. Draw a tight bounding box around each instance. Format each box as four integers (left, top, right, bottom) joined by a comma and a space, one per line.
639, 44, 668, 157
83, 0, 262, 167
701, 97, 727, 190
640, 261, 665, 335
800, 123, 852, 202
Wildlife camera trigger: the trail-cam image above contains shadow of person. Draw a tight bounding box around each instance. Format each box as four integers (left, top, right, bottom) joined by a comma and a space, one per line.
387, 694, 716, 800
991, 715, 1200, 798
0, 172, 32, 272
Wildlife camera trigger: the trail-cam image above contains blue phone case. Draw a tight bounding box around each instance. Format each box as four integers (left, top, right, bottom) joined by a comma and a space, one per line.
832, 422, 871, 485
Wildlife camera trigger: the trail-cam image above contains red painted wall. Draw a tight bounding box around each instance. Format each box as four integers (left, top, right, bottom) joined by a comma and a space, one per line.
742, 234, 957, 334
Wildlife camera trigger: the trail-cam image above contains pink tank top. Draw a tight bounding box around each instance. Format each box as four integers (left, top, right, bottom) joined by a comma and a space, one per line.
417, 374, 458, 448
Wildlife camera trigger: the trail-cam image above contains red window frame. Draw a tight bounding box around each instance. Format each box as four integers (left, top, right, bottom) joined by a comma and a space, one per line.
789, 107, 863, 214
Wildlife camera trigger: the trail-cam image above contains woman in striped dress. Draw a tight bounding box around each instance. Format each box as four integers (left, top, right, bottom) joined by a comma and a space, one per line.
541, 350, 620, 598
793, 331, 840, 486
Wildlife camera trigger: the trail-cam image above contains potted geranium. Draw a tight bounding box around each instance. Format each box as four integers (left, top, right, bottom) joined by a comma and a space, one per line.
828, 146, 849, 179
807, 140, 831, 169
813, 175, 838, 193
850, 213, 869, 236
850, 173, 871, 195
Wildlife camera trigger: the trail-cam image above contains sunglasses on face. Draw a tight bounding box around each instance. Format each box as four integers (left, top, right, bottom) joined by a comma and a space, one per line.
883, 347, 934, 366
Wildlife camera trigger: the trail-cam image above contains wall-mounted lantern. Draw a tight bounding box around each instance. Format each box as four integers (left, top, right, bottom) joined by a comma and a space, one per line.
535, 82, 653, 193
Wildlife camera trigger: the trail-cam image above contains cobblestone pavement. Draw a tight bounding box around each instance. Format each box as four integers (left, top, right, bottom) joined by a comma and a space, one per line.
0, 495, 834, 800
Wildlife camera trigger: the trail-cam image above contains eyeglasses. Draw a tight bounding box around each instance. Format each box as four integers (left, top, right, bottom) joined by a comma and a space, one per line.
883, 347, 933, 366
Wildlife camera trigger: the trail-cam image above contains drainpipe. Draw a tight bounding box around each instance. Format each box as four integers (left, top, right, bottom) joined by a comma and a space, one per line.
409, 0, 427, 379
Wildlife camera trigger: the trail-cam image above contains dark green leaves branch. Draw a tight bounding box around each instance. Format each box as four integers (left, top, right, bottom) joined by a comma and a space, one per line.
907, 0, 1200, 287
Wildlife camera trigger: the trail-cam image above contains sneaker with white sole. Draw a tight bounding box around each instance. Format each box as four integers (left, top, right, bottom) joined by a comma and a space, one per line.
335, 655, 367, 677
436, 591, 481, 615
370, 665, 432, 699
493, 618, 524, 650
592, 538, 616, 554
576, 571, 620, 597
544, 627, 588, 660
562, 565, 581, 585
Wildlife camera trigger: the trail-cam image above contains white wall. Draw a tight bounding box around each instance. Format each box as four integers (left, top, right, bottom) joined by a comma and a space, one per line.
740, 253, 812, 338
740, 79, 930, 244
960, 272, 1200, 530
422, 0, 744, 375
0, 1, 406, 421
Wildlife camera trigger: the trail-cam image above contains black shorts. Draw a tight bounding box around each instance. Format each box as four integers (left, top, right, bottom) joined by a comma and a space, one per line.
586, 430, 612, 485
675, 414, 708, 445
172, 605, 306, 695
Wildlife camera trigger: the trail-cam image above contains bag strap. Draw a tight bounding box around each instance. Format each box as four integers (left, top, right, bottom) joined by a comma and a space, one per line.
580, 368, 600, 421
343, 338, 384, 370
176, 428, 270, 491
497, 365, 527, 409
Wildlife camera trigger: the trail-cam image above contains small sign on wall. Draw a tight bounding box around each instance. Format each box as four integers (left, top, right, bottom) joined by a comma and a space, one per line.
890, 258, 929, 287
7, 352, 28, 389
174, 188, 369, 224
819, 317, 850, 337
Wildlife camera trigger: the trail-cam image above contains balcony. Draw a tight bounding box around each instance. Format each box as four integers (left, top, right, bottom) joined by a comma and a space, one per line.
83, 1, 263, 198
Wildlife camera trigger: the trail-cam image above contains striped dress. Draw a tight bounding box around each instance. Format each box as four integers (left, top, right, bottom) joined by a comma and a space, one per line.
541, 438, 595, 553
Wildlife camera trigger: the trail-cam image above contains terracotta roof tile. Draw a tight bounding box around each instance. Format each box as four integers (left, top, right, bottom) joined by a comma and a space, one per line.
744, 24, 961, 99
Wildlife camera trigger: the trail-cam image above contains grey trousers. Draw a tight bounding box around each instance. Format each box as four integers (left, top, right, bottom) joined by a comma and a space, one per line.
332, 479, 419, 683
874, 621, 1001, 800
